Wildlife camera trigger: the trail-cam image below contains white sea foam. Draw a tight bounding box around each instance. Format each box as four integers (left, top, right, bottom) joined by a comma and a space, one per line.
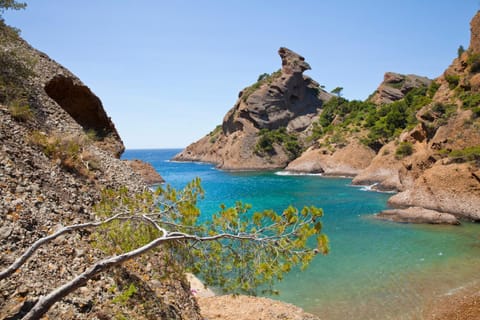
167, 160, 211, 166
275, 171, 323, 177
350, 183, 396, 194
359, 183, 378, 191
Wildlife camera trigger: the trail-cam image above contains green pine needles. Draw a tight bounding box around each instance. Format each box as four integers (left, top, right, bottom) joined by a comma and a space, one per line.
93, 178, 328, 296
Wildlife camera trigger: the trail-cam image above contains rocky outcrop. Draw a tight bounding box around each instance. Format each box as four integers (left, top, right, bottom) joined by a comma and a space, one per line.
174, 47, 332, 170
197, 295, 320, 320
369, 72, 432, 105
0, 23, 200, 320
126, 159, 165, 185
351, 11, 480, 222
470, 11, 480, 54
376, 207, 460, 225
286, 140, 375, 176
388, 163, 480, 221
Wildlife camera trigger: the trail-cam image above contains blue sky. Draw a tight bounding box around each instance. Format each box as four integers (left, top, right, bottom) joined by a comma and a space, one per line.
4, 1, 479, 149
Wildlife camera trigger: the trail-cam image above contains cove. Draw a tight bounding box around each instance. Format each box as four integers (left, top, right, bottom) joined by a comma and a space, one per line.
123, 149, 480, 320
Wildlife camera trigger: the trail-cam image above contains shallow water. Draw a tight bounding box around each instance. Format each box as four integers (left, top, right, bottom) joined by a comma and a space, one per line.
123, 149, 480, 319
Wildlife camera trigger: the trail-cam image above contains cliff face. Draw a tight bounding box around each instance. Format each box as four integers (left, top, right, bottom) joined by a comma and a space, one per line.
173, 47, 332, 170
355, 12, 480, 222
0, 23, 200, 319
368, 72, 432, 105
289, 13, 480, 223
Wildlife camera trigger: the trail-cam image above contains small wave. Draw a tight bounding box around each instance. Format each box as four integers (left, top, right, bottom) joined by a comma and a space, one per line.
350, 183, 396, 194
275, 171, 323, 177
360, 183, 378, 191
167, 160, 212, 166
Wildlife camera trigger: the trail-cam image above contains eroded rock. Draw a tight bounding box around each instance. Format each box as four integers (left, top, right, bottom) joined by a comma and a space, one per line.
376, 207, 460, 225
174, 47, 332, 170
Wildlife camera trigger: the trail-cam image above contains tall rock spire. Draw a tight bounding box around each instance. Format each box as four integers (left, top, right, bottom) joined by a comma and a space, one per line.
469, 11, 480, 53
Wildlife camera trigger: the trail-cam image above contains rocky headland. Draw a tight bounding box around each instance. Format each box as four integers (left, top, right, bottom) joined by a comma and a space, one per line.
173, 47, 333, 170
125, 159, 165, 185
176, 13, 480, 226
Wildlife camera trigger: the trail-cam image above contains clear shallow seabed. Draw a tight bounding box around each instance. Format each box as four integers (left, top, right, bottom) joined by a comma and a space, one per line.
123, 149, 480, 320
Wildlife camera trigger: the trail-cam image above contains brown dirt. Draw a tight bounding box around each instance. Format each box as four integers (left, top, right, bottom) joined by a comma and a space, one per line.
197, 295, 320, 320
425, 283, 480, 320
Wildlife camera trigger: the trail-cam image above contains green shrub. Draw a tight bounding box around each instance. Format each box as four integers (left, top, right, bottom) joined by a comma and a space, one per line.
448, 146, 480, 162
427, 81, 440, 98
255, 127, 302, 160
112, 283, 137, 306
445, 74, 460, 89
467, 53, 480, 73
386, 79, 405, 89
208, 125, 222, 143
395, 142, 414, 159
472, 106, 480, 118
458, 45, 465, 59
459, 92, 480, 109
242, 69, 282, 102
0, 22, 36, 104
8, 99, 32, 122
29, 131, 99, 178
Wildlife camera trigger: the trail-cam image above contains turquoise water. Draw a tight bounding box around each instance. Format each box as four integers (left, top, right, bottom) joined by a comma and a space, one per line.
123, 149, 480, 320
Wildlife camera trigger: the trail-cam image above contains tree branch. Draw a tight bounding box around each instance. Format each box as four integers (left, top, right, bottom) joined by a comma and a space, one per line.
21, 230, 278, 320
0, 213, 127, 281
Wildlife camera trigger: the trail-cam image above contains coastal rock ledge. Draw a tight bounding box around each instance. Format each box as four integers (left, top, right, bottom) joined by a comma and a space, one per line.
376, 207, 460, 225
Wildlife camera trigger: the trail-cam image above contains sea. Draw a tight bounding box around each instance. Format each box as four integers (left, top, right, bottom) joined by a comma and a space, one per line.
123, 149, 480, 320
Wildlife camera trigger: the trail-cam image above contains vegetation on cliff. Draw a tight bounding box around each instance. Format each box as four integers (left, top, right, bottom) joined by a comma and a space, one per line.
307, 84, 435, 152
255, 127, 302, 160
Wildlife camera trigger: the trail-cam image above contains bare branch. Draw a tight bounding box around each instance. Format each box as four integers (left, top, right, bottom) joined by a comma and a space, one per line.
0, 213, 127, 281
21, 230, 279, 320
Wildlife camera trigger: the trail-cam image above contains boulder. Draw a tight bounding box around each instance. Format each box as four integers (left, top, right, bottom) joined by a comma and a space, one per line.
286, 141, 375, 176
388, 163, 480, 221
125, 159, 164, 185
369, 72, 432, 105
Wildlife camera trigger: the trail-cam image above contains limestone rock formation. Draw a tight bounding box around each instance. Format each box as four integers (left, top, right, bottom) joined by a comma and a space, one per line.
126, 159, 165, 185
174, 47, 332, 170
388, 163, 480, 220
352, 11, 480, 222
376, 207, 460, 225
197, 295, 320, 320
187, 11, 480, 225
286, 140, 375, 176
369, 72, 432, 105
470, 11, 480, 54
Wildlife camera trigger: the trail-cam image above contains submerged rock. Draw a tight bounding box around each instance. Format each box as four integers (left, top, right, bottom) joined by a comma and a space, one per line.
376, 207, 460, 225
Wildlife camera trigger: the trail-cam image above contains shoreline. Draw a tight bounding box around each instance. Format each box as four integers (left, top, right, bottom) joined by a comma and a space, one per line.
425, 280, 480, 319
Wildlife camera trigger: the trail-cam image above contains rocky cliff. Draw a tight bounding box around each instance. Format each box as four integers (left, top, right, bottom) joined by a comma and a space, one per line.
368, 72, 432, 105
173, 47, 332, 170
296, 12, 480, 223
0, 22, 200, 319
177, 13, 480, 225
